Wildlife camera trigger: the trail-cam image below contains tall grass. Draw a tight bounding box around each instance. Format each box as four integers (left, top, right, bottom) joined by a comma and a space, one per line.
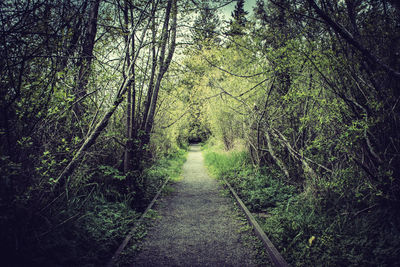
203, 144, 400, 266
18, 148, 187, 266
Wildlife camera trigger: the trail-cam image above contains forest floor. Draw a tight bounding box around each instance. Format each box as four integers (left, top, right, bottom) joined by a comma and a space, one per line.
131, 144, 263, 266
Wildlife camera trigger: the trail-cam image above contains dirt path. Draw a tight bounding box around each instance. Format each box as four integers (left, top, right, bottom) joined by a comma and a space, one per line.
131, 144, 260, 266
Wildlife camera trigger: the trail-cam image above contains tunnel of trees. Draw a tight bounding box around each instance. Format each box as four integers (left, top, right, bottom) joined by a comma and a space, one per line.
1, 0, 399, 265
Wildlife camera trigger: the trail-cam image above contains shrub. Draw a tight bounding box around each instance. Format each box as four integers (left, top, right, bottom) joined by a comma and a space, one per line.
203, 144, 400, 266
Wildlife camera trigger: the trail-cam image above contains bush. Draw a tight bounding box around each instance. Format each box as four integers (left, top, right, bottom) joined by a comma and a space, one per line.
29, 194, 139, 266
204, 147, 296, 212
1, 147, 187, 267
203, 144, 400, 266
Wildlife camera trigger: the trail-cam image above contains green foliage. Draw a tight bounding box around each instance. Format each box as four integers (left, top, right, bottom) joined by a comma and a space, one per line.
227, 0, 248, 36
204, 149, 250, 179
261, 194, 400, 266
26, 194, 140, 267
99, 165, 127, 181
2, 0, 399, 266
191, 1, 220, 46
2, 147, 187, 266
142, 148, 187, 197
204, 145, 296, 212
76, 196, 139, 264
36, 150, 68, 185
204, 144, 400, 266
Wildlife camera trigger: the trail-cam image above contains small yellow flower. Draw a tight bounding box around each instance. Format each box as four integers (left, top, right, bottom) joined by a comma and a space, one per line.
308, 236, 316, 246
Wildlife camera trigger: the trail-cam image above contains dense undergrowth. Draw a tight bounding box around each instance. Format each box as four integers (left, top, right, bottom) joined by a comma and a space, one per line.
1, 148, 186, 266
203, 141, 400, 266
1, 1, 399, 266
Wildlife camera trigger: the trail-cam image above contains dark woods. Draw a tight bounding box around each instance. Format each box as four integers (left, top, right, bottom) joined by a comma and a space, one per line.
0, 0, 180, 265
189, 0, 400, 265
0, 0, 399, 265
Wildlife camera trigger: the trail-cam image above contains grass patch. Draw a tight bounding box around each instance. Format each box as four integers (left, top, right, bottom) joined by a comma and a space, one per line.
162, 184, 176, 195
203, 143, 400, 266
14, 148, 188, 267
139, 148, 187, 204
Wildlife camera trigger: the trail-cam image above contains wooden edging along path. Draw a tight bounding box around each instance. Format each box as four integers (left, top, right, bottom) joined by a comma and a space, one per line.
221, 177, 290, 267
106, 175, 172, 267
107, 150, 289, 267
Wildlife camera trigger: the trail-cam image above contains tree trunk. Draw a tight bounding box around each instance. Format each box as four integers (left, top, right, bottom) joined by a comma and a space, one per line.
141, 0, 158, 132
56, 90, 127, 186
74, 0, 101, 116
307, 0, 400, 79
144, 0, 177, 135
60, 2, 88, 70
124, 1, 136, 173
265, 130, 291, 180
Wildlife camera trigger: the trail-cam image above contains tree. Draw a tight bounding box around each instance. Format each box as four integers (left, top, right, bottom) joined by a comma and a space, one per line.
142, 0, 178, 148
227, 0, 248, 36
74, 0, 101, 118
191, 1, 221, 47
122, 0, 137, 174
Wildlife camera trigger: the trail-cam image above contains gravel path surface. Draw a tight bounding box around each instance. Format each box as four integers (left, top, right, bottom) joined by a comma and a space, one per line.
131, 144, 259, 266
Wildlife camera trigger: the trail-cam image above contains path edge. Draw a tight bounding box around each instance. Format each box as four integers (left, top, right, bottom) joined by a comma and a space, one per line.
222, 177, 290, 267
106, 175, 172, 267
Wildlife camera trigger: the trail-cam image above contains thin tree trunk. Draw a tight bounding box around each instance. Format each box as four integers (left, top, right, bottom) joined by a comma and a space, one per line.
144, 0, 177, 135
74, 0, 100, 116
56, 1, 153, 186
60, 2, 88, 70
264, 130, 291, 180
307, 0, 400, 79
124, 1, 133, 173
56, 83, 129, 185
270, 127, 326, 182
141, 0, 159, 131
124, 1, 137, 173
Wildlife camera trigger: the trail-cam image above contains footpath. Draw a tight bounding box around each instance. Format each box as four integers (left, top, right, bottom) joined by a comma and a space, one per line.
131, 144, 261, 266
